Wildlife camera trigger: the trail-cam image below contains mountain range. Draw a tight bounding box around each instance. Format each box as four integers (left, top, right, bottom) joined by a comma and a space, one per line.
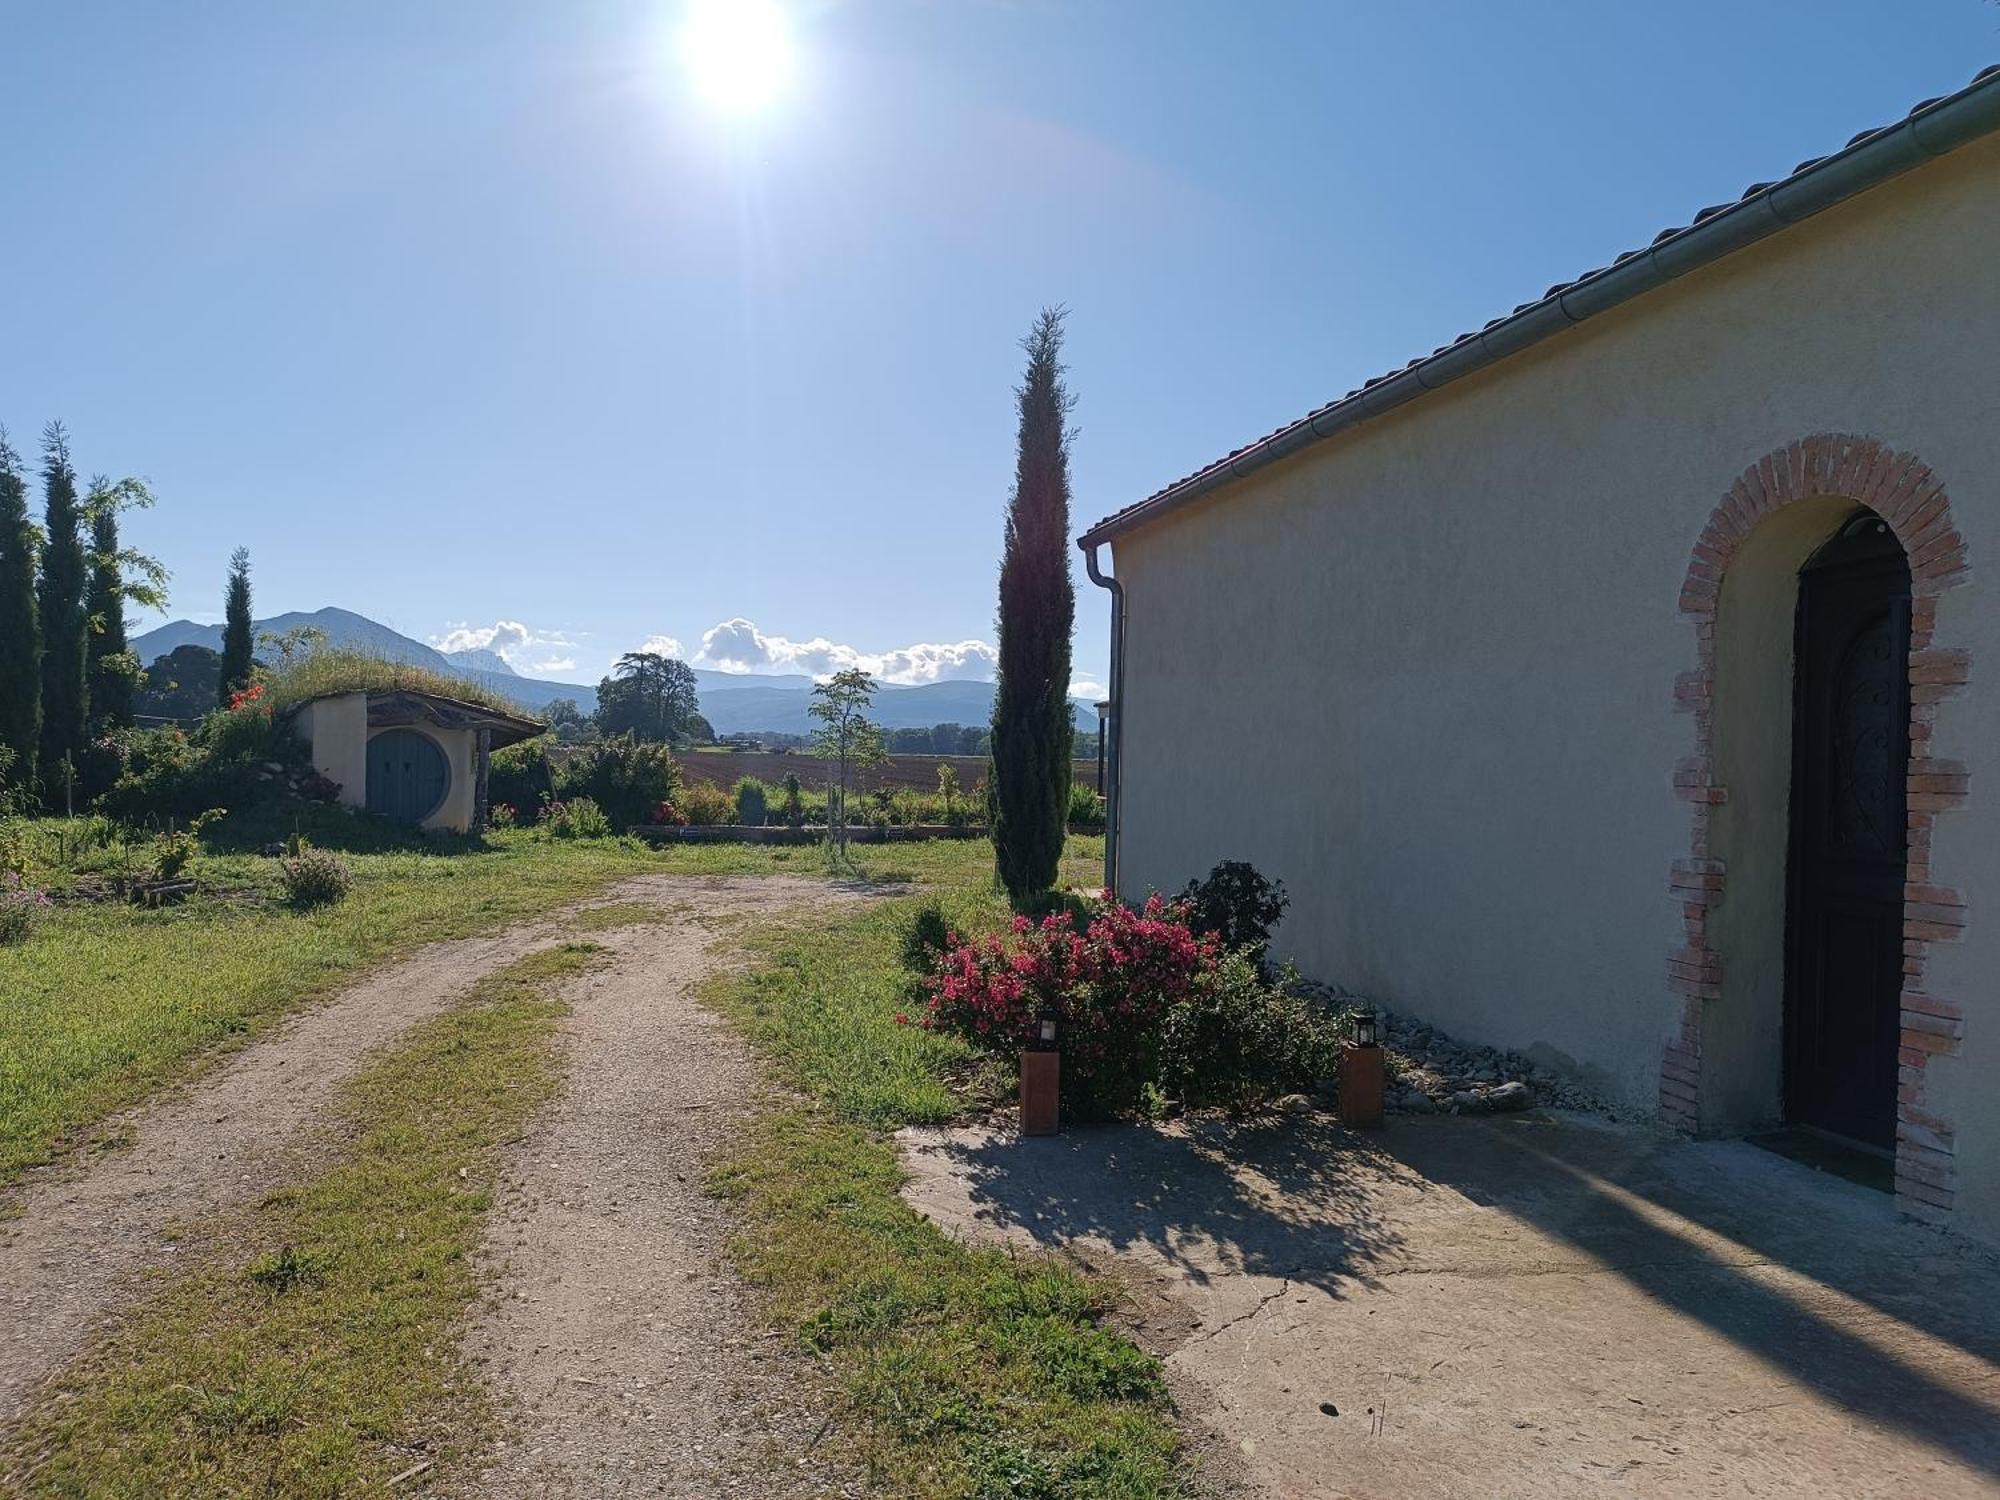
131, 608, 1093, 737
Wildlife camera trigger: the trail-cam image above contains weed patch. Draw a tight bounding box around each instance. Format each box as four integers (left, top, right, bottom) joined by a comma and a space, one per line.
1, 943, 605, 1495
706, 836, 1187, 1497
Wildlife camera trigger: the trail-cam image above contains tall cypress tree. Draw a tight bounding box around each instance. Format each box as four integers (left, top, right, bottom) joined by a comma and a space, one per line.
36, 423, 88, 792
988, 308, 1077, 901
219, 546, 254, 704
81, 475, 165, 735
0, 431, 40, 792
84, 488, 131, 732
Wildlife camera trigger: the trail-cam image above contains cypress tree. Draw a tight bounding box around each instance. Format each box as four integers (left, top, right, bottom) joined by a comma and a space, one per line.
219, 546, 254, 704
36, 423, 88, 791
84, 489, 132, 732
988, 307, 1077, 901
0, 431, 40, 792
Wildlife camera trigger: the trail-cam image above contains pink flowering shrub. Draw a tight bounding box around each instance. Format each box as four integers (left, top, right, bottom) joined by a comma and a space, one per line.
918, 895, 1220, 1114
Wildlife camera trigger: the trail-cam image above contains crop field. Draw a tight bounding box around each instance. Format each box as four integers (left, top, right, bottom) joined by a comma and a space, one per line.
676, 749, 1102, 794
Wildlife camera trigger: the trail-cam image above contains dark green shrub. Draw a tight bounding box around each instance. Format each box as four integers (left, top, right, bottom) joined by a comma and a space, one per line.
541, 794, 613, 839
99, 698, 297, 823
150, 808, 225, 881
556, 735, 679, 831
1157, 952, 1341, 1110
899, 899, 952, 975
780, 773, 804, 826
1180, 860, 1289, 974
734, 778, 769, 827
488, 737, 559, 814
679, 781, 734, 825
1066, 781, 1106, 830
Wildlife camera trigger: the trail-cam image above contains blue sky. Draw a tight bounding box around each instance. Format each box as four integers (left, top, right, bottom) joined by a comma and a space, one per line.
3, 1, 1993, 694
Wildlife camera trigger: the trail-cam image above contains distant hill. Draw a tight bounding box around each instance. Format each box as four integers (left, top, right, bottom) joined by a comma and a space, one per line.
132, 607, 1092, 734
442, 647, 517, 676
133, 609, 586, 713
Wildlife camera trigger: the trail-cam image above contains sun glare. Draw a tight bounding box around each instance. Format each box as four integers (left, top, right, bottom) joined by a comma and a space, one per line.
679, 0, 795, 117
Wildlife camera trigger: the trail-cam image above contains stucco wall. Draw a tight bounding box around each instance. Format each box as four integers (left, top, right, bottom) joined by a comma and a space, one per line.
295, 692, 369, 810
293, 695, 478, 832
1107, 136, 2000, 1234
407, 725, 477, 833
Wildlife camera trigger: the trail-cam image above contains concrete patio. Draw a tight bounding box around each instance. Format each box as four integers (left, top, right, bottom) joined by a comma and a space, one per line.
899, 1111, 2000, 1499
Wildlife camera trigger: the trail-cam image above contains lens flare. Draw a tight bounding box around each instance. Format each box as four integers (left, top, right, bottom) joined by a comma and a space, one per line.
679, 0, 795, 116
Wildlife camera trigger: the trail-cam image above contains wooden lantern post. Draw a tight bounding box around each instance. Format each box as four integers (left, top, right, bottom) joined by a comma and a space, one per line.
1338, 1007, 1385, 1129
1020, 1018, 1060, 1137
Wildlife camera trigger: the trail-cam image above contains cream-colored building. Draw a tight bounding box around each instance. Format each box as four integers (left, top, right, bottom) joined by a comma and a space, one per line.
290, 689, 542, 833
1081, 70, 2000, 1242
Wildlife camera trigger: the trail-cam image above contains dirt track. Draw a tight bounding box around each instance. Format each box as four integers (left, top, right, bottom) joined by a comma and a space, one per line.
1, 874, 870, 1497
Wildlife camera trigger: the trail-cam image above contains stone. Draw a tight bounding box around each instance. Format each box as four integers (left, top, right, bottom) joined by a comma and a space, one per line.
1451, 1090, 1484, 1113
1276, 1093, 1316, 1116
1404, 1092, 1437, 1115
1488, 1081, 1533, 1112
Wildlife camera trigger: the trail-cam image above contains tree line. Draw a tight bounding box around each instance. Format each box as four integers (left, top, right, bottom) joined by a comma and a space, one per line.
0, 422, 167, 809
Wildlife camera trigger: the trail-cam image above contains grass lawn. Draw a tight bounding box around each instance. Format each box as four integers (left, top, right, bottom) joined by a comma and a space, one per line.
0, 815, 1002, 1191
2, 943, 606, 1496
6, 819, 1186, 1498
706, 834, 1192, 1498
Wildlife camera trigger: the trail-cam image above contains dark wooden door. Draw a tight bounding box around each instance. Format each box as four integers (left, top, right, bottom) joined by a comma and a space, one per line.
366, 729, 449, 825
1785, 512, 1910, 1149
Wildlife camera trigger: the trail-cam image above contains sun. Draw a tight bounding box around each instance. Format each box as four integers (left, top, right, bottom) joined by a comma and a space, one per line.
678, 0, 796, 117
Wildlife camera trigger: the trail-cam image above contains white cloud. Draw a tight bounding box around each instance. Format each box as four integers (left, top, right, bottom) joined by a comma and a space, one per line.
1069, 677, 1107, 702
695, 618, 998, 685
434, 620, 532, 655
430, 620, 577, 674
632, 634, 684, 660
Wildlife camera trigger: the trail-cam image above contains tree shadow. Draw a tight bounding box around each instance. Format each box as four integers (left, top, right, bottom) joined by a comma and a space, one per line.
927, 1110, 2000, 1477
926, 1114, 1412, 1298
200, 802, 497, 856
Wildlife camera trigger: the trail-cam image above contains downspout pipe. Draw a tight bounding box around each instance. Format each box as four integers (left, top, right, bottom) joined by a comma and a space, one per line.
1082, 539, 1124, 896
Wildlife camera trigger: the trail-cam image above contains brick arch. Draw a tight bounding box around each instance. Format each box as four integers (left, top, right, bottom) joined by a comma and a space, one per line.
1665, 434, 1971, 1227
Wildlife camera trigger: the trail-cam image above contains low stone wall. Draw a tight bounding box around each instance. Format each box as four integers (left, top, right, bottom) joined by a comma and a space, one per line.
629, 823, 984, 845
628, 823, 1108, 845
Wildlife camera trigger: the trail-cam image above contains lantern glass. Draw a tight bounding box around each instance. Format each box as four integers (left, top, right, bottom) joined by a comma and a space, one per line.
1354, 1008, 1378, 1047
1039, 1018, 1057, 1045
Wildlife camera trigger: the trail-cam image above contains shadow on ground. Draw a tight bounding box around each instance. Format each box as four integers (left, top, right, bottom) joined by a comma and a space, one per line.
902, 1110, 2000, 1495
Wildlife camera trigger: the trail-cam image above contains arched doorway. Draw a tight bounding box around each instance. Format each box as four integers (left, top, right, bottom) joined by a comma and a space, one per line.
366, 728, 449, 825
1784, 511, 1909, 1151
1667, 434, 1972, 1228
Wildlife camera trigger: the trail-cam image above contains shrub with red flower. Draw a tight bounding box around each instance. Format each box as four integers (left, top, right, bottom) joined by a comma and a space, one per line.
918, 895, 1219, 1113
649, 801, 689, 827
227, 681, 269, 714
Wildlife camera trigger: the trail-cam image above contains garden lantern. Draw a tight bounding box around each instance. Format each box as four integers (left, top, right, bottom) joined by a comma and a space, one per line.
1021, 1017, 1060, 1138
1339, 1007, 1385, 1129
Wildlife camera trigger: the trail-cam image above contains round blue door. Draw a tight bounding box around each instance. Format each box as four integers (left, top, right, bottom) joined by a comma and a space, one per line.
365, 729, 449, 824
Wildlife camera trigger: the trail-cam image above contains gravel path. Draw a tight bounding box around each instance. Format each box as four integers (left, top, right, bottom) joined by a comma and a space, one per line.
458, 874, 869, 1499
0, 904, 596, 1428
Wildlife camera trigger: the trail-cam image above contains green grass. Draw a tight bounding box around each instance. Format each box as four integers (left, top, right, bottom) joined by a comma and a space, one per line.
0, 819, 1023, 1190
1, 942, 607, 1497
704, 834, 1189, 1498
3, 823, 1175, 1497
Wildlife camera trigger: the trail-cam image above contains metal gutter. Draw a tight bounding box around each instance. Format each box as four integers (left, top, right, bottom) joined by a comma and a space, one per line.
1078, 66, 2000, 549
1082, 541, 1125, 895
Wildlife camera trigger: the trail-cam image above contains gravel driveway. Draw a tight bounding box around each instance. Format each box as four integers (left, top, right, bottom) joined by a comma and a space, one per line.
457, 874, 872, 1499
